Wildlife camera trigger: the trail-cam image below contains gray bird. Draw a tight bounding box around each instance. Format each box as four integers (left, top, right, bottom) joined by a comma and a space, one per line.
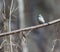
37, 14, 45, 24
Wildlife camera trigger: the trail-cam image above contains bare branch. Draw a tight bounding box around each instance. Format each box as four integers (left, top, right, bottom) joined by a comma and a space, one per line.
0, 40, 7, 49
22, 29, 33, 37
11, 7, 18, 13
9, 0, 14, 52
0, 18, 60, 37
3, 0, 5, 14
26, 29, 33, 36
50, 39, 57, 52
50, 39, 60, 52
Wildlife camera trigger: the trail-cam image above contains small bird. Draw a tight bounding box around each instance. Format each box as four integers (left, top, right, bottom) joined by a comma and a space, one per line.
37, 14, 45, 24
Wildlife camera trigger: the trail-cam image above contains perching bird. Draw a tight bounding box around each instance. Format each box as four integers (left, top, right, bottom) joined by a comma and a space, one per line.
37, 14, 45, 24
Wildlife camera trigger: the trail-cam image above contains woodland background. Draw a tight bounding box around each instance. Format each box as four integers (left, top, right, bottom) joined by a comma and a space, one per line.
0, 0, 60, 52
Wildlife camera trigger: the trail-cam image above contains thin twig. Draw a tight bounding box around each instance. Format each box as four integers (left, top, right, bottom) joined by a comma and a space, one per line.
12, 43, 22, 50
11, 7, 18, 13
50, 39, 57, 52
3, 0, 5, 14
23, 29, 33, 37
11, 6, 15, 13
0, 18, 60, 37
21, 32, 28, 52
50, 39, 60, 52
12, 14, 17, 18
0, 40, 7, 49
26, 29, 33, 36
9, 0, 14, 52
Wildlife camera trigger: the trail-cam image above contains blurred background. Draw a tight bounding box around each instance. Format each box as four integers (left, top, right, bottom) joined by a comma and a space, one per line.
0, 0, 60, 52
